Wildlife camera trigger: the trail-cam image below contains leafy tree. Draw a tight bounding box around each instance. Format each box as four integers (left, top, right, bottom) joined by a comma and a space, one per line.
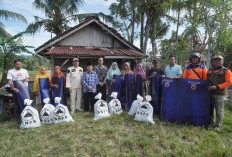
26, 0, 84, 36
0, 32, 34, 86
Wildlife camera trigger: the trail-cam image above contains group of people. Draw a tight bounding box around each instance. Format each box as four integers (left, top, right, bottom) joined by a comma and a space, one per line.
6, 52, 232, 131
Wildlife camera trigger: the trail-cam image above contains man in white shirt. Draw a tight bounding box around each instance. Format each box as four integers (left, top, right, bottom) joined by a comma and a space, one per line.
66, 58, 83, 113
7, 59, 29, 114
7, 59, 29, 93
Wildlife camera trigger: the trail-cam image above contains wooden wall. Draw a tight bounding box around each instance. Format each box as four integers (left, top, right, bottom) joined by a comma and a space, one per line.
56, 23, 127, 49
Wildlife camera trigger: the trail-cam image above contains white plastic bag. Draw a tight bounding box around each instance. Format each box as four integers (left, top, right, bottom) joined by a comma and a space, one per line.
53, 97, 74, 124
20, 99, 41, 129
108, 92, 122, 115
94, 93, 110, 120
128, 94, 143, 116
134, 95, 155, 124
40, 98, 55, 124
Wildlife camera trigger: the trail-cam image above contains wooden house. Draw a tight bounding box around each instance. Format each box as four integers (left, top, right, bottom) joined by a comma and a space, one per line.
35, 16, 147, 74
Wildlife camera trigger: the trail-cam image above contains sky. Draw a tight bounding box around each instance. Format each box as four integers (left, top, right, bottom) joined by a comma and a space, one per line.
0, 0, 184, 54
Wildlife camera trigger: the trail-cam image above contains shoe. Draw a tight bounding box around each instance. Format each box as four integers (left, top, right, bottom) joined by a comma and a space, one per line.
71, 110, 75, 114
76, 108, 83, 112
214, 126, 221, 131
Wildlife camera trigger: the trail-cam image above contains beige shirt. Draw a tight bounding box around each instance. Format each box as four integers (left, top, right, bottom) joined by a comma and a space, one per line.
66, 66, 83, 88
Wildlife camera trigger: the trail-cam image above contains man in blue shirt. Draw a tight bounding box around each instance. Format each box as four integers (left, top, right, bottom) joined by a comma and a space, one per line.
164, 55, 182, 79
82, 62, 99, 112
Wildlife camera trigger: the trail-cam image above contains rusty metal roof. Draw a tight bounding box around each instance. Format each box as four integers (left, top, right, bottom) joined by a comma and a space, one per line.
44, 46, 146, 57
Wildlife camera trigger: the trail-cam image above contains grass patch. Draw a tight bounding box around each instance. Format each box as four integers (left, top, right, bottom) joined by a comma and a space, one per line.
0, 106, 232, 156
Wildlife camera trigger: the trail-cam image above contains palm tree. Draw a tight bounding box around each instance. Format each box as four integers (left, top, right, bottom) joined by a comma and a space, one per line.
26, 0, 84, 36
0, 9, 27, 37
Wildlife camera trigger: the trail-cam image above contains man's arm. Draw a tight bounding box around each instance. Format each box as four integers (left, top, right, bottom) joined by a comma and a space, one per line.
202, 67, 208, 80
25, 70, 29, 82
183, 68, 188, 79
175, 66, 182, 78
218, 69, 232, 89
66, 69, 71, 88
81, 73, 89, 88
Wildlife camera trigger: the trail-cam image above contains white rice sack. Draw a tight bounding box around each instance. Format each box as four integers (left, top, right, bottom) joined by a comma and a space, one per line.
20, 99, 41, 129
108, 92, 122, 115
53, 97, 74, 124
128, 94, 143, 116
40, 98, 55, 124
134, 95, 155, 124
94, 93, 110, 120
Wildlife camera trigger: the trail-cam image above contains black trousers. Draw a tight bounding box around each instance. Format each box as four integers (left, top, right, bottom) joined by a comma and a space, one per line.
83, 92, 96, 112
97, 84, 106, 101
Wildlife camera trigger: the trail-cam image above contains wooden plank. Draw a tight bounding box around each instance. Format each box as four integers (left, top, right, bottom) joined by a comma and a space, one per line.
50, 55, 54, 75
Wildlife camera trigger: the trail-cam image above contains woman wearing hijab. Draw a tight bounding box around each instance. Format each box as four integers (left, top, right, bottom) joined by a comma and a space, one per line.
104, 62, 121, 100
133, 64, 147, 97
50, 66, 67, 106
33, 66, 51, 111
121, 62, 134, 110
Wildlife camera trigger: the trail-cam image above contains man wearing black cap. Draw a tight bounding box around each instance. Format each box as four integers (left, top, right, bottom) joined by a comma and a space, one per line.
207, 55, 232, 131
147, 59, 164, 79
81, 62, 99, 112
66, 58, 83, 113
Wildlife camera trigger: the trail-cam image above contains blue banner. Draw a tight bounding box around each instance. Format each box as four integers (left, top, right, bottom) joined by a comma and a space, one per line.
135, 74, 142, 97
122, 74, 133, 110
52, 76, 67, 106
39, 78, 52, 106
111, 75, 123, 101
160, 78, 210, 126
150, 76, 162, 115
13, 81, 33, 112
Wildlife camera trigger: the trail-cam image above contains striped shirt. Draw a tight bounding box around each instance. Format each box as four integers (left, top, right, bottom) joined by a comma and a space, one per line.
82, 71, 99, 93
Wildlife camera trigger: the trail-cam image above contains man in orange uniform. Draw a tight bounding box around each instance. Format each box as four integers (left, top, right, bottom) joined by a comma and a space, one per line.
207, 55, 232, 131
183, 52, 207, 80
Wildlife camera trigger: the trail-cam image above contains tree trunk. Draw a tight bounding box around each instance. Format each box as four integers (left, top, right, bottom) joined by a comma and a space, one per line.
176, 4, 180, 42
130, 1, 135, 44
140, 11, 144, 51
143, 18, 152, 54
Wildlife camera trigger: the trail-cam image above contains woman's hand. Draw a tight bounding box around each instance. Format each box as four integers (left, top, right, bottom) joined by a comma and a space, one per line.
13, 88, 19, 93
109, 79, 114, 83
34, 91, 39, 96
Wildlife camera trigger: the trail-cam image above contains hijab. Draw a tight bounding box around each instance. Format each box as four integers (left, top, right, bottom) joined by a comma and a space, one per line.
133, 64, 146, 81
50, 66, 66, 88
104, 62, 121, 86
33, 66, 51, 92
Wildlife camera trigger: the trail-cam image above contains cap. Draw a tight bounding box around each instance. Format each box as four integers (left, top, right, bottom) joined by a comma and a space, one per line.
73, 58, 79, 62
153, 59, 159, 63
213, 55, 223, 60
189, 52, 201, 59
87, 62, 92, 66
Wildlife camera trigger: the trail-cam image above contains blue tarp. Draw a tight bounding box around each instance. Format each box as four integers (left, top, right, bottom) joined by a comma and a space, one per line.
122, 74, 133, 110
160, 78, 210, 126
39, 78, 52, 106
135, 74, 142, 97
52, 76, 67, 106
111, 75, 123, 101
13, 81, 32, 112
150, 76, 162, 115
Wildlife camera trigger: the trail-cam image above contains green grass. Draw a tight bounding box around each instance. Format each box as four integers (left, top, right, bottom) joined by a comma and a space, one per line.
0, 106, 232, 156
